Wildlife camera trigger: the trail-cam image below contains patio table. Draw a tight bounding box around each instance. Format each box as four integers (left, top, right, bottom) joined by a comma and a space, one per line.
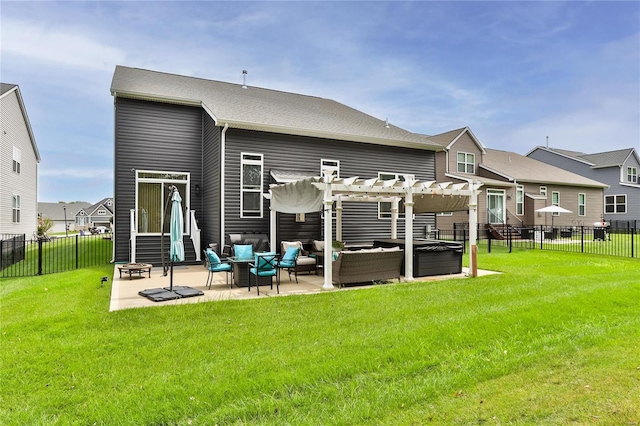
228, 257, 272, 287
117, 263, 152, 280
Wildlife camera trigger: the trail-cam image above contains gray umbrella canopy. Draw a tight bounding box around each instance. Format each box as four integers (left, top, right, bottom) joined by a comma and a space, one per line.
536, 205, 572, 214
170, 189, 185, 263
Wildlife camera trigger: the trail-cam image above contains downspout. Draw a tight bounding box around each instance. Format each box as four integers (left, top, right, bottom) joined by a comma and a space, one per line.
220, 123, 229, 249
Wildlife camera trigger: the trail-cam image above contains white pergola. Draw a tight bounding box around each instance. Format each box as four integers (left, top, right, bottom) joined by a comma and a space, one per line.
268, 172, 482, 290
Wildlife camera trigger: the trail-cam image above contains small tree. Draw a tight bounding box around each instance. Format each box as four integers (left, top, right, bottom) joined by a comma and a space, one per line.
36, 217, 53, 238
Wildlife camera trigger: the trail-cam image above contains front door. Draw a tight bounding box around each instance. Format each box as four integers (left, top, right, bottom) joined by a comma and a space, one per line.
487, 189, 505, 224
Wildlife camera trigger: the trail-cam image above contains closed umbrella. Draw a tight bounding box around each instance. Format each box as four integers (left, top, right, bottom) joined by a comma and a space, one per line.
170, 189, 185, 263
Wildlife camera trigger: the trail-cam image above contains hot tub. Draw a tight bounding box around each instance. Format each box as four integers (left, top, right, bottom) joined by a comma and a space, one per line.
373, 239, 463, 277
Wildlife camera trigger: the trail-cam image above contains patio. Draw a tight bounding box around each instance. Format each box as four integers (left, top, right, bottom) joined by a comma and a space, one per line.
109, 263, 499, 311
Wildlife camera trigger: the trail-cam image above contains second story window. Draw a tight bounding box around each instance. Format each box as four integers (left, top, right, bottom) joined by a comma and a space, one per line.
241, 153, 263, 218
457, 152, 475, 174
321, 159, 340, 180
627, 167, 637, 183
540, 186, 547, 197
378, 173, 411, 219
13, 147, 21, 174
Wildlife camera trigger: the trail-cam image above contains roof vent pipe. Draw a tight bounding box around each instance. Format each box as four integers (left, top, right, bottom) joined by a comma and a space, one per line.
242, 70, 248, 89
385, 118, 390, 128
546, 135, 549, 148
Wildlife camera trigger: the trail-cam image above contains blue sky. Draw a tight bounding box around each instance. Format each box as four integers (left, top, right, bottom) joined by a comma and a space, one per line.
2, 1, 639, 203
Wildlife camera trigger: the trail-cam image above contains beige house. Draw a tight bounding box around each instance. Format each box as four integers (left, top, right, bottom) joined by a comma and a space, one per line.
430, 127, 608, 232
0, 84, 40, 237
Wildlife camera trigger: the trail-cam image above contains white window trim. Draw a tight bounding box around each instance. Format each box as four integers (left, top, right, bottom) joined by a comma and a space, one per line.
240, 152, 264, 219
97, 209, 107, 215
516, 185, 524, 216
12, 194, 21, 223
377, 172, 412, 219
551, 191, 560, 216
539, 186, 547, 197
605, 194, 627, 214
13, 147, 21, 174
456, 152, 475, 174
627, 166, 638, 183
578, 193, 586, 216
135, 170, 190, 235
321, 159, 340, 179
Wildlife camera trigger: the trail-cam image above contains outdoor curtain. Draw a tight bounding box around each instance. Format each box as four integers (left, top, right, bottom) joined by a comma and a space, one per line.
270, 178, 323, 213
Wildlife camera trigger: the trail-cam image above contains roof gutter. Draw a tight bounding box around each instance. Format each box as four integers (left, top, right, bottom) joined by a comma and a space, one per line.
220, 123, 229, 248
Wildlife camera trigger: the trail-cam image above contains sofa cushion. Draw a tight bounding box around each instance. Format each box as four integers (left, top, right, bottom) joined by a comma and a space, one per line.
296, 256, 316, 266
281, 241, 304, 255
312, 240, 325, 252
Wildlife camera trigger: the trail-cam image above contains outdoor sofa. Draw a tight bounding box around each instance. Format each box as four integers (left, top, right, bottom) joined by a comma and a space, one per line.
332, 247, 404, 287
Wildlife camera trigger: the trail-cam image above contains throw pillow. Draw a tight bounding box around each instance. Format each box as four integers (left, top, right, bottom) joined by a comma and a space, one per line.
282, 246, 300, 262
234, 244, 253, 260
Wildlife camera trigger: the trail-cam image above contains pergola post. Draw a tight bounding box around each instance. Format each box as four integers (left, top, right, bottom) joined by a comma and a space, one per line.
322, 172, 335, 290
404, 178, 414, 281
391, 198, 399, 239
468, 184, 479, 277
336, 196, 343, 242
269, 201, 277, 253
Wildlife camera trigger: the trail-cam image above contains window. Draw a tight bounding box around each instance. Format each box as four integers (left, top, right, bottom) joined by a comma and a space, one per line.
321, 159, 339, 180
378, 172, 410, 219
136, 171, 189, 234
13, 147, 21, 174
12, 195, 21, 223
605, 194, 627, 214
457, 152, 475, 174
241, 153, 263, 218
627, 167, 638, 183
578, 193, 586, 216
551, 191, 560, 216
539, 186, 547, 197
516, 185, 524, 215
437, 212, 453, 216
97, 209, 107, 215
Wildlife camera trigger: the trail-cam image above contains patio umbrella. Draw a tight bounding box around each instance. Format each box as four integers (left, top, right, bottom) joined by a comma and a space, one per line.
536, 205, 572, 236
169, 188, 185, 263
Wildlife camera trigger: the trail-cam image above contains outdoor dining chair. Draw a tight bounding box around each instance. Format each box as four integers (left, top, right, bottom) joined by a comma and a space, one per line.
248, 252, 278, 295
204, 248, 232, 289
277, 244, 300, 283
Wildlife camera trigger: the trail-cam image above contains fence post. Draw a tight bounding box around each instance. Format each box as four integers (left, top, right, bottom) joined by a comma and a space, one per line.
75, 235, 79, 269
38, 238, 43, 276
581, 226, 584, 253
632, 225, 635, 258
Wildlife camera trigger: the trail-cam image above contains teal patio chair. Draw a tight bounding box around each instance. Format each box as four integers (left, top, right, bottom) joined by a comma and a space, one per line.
277, 245, 300, 283
248, 252, 278, 295
204, 248, 232, 289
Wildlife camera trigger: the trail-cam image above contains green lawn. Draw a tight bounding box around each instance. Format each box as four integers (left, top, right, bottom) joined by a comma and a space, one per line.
1, 250, 638, 425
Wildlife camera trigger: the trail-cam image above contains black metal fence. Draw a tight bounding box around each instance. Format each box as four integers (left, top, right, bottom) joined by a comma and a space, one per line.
443, 222, 639, 259
0, 234, 113, 278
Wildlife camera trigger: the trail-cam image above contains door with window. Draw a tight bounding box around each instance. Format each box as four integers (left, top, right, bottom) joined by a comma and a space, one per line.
136, 171, 189, 234
487, 189, 505, 224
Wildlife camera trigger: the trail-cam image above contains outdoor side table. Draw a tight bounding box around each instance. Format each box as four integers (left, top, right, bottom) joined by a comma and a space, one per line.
118, 263, 152, 280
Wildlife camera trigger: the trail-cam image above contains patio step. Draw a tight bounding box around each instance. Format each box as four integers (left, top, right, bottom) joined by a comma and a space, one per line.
134, 235, 200, 266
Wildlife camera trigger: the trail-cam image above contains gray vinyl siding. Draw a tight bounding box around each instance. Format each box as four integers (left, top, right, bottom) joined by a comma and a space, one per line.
529, 148, 640, 222
201, 113, 221, 250
113, 98, 203, 262
224, 129, 436, 247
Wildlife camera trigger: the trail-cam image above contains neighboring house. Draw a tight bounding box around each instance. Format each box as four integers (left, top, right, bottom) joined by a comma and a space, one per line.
526, 147, 640, 225
38, 202, 92, 234
0, 83, 40, 238
430, 127, 608, 232
110, 66, 446, 265
75, 197, 114, 230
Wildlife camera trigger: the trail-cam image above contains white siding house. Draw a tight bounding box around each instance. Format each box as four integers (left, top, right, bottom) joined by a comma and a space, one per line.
0, 84, 40, 237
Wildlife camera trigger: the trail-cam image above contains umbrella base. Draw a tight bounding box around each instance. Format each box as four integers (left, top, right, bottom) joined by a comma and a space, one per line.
138, 286, 203, 302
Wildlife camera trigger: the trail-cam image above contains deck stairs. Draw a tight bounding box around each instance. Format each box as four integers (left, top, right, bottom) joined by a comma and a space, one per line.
485, 224, 523, 240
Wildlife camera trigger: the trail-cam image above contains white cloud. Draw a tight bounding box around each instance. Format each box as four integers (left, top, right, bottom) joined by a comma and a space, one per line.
1, 18, 126, 71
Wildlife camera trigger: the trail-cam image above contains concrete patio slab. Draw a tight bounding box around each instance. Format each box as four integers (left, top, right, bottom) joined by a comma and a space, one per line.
109, 264, 499, 311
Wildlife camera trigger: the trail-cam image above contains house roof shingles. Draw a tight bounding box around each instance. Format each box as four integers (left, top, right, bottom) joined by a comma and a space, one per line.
110, 66, 443, 151
481, 149, 607, 188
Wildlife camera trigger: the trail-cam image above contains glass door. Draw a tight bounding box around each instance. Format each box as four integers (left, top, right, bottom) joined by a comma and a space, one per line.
487, 189, 505, 224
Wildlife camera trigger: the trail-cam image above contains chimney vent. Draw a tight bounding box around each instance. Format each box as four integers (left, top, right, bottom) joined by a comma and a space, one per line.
242, 70, 248, 89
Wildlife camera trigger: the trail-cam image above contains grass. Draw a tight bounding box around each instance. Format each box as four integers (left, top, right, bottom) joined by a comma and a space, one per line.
1, 250, 638, 425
